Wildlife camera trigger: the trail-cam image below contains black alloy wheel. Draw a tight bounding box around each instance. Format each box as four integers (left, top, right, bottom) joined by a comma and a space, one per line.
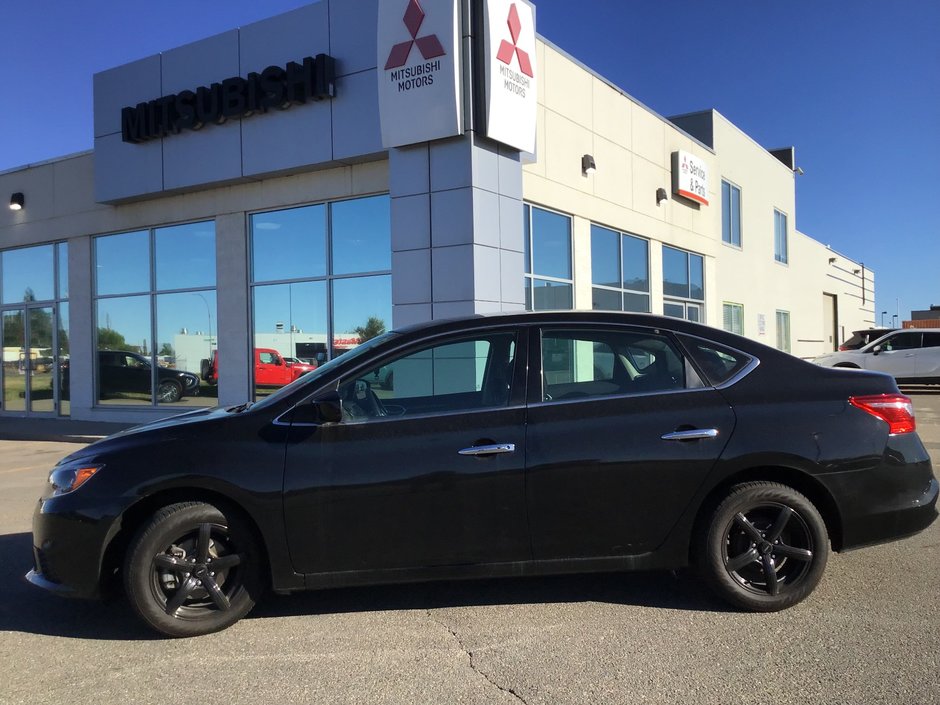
124, 502, 263, 637
698, 482, 829, 612
156, 380, 183, 403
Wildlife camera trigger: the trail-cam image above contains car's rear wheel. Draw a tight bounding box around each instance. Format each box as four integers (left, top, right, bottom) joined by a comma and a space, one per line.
156, 380, 182, 403
124, 502, 264, 637
697, 482, 829, 612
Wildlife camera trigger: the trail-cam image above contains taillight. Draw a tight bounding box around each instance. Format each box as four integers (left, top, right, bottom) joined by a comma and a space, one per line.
849, 394, 916, 434
838, 345, 848, 351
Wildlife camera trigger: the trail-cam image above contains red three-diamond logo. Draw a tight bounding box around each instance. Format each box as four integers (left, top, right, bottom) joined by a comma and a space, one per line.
496, 4, 533, 78
385, 0, 446, 70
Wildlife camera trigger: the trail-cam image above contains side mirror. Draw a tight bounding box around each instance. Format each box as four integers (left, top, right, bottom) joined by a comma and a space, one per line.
871, 345, 882, 356
313, 391, 343, 424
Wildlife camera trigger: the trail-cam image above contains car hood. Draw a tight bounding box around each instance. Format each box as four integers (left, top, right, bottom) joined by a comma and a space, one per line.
58, 405, 236, 464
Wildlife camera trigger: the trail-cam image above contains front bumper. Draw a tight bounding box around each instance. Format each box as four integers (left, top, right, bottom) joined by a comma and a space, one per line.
26, 495, 119, 600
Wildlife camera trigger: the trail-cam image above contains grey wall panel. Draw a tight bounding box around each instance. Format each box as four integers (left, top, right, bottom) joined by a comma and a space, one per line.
472, 245, 502, 302
499, 249, 526, 306
93, 55, 161, 139
430, 188, 473, 247
391, 249, 431, 305
388, 145, 429, 198
329, 0, 379, 76
163, 122, 243, 191
331, 69, 383, 161
67, 237, 95, 417
390, 194, 430, 251
242, 104, 333, 177
215, 213, 251, 406
239, 2, 330, 74
94, 133, 163, 203
432, 245, 474, 302
498, 195, 524, 252
161, 30, 239, 95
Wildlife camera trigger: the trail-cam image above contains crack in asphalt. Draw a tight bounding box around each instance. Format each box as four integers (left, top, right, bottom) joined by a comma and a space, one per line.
426, 610, 529, 705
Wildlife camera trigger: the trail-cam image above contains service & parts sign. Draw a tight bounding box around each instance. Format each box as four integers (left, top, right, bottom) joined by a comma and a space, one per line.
482, 0, 537, 153
377, 0, 462, 148
672, 150, 709, 206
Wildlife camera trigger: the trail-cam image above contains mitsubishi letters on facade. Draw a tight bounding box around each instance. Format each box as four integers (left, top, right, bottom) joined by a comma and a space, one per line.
121, 54, 336, 144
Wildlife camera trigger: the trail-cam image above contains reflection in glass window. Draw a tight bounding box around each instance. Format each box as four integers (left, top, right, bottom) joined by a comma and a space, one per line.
58, 302, 70, 416
524, 205, 573, 310
1, 310, 26, 412
94, 223, 216, 407
331, 195, 391, 275
251, 204, 326, 283
340, 333, 516, 421
590, 225, 650, 313
96, 295, 153, 404
57, 243, 69, 300
1, 244, 55, 303
96, 231, 149, 295
663, 246, 705, 322
722, 180, 742, 247
250, 195, 392, 400
774, 210, 788, 264
155, 222, 216, 291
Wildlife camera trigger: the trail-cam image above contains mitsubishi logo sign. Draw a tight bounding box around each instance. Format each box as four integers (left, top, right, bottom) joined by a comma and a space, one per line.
482, 0, 537, 153
496, 4, 533, 78
377, 0, 462, 148
385, 0, 446, 70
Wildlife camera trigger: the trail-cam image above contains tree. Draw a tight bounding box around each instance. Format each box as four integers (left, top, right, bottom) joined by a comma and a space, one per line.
158, 343, 175, 357
97, 327, 128, 350
354, 316, 386, 343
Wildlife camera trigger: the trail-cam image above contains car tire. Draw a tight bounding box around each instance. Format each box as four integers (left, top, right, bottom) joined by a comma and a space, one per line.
156, 380, 182, 403
124, 502, 264, 637
697, 481, 829, 612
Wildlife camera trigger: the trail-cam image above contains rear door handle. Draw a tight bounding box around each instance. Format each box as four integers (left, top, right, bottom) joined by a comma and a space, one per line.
458, 443, 515, 456
661, 428, 719, 441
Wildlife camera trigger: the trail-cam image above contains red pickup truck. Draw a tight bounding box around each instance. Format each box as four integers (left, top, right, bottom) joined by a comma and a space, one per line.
202, 348, 317, 387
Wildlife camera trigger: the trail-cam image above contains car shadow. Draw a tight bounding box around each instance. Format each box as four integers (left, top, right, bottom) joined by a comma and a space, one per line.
248, 568, 732, 623
0, 532, 152, 641
1, 530, 730, 639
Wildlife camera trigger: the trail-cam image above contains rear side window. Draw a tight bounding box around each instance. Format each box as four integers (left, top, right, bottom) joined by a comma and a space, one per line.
680, 336, 753, 386
922, 333, 940, 349
881, 333, 921, 351
539, 328, 703, 402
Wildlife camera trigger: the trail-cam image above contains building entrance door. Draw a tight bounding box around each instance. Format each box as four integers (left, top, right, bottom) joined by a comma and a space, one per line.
822, 293, 838, 351
1, 305, 61, 415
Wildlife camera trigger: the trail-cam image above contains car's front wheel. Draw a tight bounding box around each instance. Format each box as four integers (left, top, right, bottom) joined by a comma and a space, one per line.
156, 380, 182, 403
124, 502, 264, 637
697, 481, 829, 611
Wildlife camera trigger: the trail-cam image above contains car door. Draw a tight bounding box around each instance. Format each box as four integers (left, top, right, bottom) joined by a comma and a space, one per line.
917, 332, 940, 380
864, 332, 922, 378
282, 328, 530, 574
524, 325, 736, 559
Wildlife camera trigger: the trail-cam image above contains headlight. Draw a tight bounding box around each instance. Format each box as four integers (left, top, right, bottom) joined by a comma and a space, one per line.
48, 463, 104, 495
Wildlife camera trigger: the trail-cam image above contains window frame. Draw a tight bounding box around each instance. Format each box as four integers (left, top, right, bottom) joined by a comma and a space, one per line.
589, 223, 651, 313
248, 194, 392, 397
774, 209, 789, 265
92, 221, 216, 408
523, 203, 574, 311
721, 179, 742, 249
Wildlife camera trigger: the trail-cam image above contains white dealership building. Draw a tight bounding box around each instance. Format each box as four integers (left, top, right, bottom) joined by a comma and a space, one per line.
0, 0, 874, 422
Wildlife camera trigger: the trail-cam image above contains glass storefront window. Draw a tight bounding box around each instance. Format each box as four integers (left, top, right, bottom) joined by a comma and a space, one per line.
590, 225, 650, 313
251, 204, 326, 283
331, 195, 391, 275
2, 245, 55, 303
250, 195, 392, 399
94, 223, 216, 407
96, 230, 149, 295
524, 205, 574, 311
57, 243, 69, 300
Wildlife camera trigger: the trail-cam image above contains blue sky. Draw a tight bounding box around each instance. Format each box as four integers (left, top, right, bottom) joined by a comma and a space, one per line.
1, 0, 937, 319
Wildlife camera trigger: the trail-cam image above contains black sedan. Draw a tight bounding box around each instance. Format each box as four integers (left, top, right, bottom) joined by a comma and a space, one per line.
28, 312, 938, 637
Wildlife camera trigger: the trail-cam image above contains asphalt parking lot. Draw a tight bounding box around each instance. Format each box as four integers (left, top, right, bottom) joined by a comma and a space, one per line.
1, 391, 938, 705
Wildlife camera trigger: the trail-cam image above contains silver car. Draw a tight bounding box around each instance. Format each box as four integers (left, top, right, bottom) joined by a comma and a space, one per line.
814, 329, 940, 384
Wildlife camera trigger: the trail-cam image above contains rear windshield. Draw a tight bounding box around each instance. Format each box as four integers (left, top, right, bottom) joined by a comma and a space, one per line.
680, 336, 753, 386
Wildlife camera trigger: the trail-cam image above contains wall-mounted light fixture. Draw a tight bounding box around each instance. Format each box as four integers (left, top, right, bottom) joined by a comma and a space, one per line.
853, 268, 861, 275
9, 192, 25, 211
656, 187, 668, 206
581, 154, 596, 175
828, 257, 837, 265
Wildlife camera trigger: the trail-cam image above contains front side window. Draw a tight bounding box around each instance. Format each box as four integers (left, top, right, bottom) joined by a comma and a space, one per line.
539, 328, 703, 402
338, 333, 516, 421
721, 180, 742, 247
94, 222, 217, 407
774, 209, 788, 264
663, 246, 705, 322
722, 302, 744, 335
524, 204, 573, 311
590, 225, 650, 313
250, 195, 392, 399
880, 333, 921, 351
776, 310, 791, 353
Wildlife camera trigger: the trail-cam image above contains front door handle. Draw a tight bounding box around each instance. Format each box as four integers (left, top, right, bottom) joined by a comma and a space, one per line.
661, 428, 719, 441
458, 443, 516, 456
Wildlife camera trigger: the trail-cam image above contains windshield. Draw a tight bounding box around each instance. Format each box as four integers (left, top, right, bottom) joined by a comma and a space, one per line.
250, 331, 399, 410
